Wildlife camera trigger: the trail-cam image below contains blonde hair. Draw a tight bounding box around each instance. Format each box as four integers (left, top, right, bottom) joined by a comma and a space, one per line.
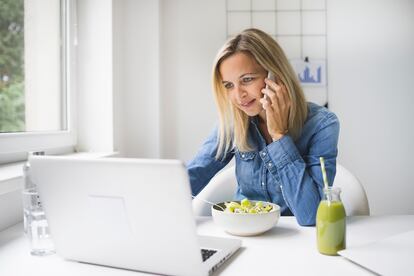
212, 28, 308, 159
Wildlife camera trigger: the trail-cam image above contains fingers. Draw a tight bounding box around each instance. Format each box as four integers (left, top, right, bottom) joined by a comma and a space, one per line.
259, 95, 273, 111
260, 97, 275, 124
261, 88, 279, 108
264, 77, 283, 93
262, 82, 281, 108
261, 79, 291, 139
279, 84, 291, 109
262, 79, 291, 109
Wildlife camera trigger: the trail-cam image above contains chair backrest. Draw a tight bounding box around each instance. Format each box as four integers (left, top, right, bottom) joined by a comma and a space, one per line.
333, 164, 370, 216
192, 165, 237, 216
192, 163, 370, 216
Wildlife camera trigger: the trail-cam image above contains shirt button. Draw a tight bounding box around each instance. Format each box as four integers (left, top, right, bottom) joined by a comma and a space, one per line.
261, 182, 265, 186
261, 152, 266, 157
241, 154, 245, 158
267, 162, 272, 167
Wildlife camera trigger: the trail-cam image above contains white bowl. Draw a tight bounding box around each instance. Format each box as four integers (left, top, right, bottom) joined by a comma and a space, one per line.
211, 201, 280, 236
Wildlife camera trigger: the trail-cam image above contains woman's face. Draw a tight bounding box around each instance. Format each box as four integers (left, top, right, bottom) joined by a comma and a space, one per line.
219, 51, 267, 117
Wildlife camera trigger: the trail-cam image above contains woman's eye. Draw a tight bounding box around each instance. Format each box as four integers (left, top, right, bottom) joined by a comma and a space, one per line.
242, 77, 253, 83
224, 83, 233, 89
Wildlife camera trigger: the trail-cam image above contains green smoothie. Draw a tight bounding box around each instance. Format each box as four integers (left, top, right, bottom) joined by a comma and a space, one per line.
316, 200, 346, 255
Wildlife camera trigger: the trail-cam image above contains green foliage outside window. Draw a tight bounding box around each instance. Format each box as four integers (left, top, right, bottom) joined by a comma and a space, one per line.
0, 0, 25, 132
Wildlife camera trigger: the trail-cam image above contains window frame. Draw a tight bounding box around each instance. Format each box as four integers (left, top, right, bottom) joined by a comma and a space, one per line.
0, 0, 77, 165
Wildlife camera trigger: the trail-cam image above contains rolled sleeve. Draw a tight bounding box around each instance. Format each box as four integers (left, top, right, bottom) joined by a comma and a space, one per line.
262, 135, 302, 170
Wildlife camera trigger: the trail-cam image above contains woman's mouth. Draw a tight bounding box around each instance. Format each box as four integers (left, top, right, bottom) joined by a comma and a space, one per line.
240, 99, 255, 109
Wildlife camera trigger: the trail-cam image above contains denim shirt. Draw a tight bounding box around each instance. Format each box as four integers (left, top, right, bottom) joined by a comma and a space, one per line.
187, 102, 340, 226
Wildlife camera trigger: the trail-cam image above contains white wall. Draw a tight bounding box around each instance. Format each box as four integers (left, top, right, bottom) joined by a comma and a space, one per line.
160, 0, 226, 160
76, 0, 162, 157
83, 0, 414, 215
111, 0, 225, 160
328, 0, 414, 215
77, 0, 114, 152
115, 0, 161, 158
156, 0, 414, 215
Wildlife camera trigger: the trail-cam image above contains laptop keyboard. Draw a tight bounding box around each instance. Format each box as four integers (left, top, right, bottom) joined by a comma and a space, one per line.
201, 249, 217, 262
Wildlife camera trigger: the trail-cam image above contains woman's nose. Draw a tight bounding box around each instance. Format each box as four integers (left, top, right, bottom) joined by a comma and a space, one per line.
234, 85, 247, 99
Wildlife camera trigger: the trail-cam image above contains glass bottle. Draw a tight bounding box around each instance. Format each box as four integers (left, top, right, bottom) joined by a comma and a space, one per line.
316, 187, 346, 255
23, 152, 40, 234
22, 151, 55, 256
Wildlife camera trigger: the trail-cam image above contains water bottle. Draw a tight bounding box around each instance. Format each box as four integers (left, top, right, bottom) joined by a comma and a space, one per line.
22, 151, 55, 256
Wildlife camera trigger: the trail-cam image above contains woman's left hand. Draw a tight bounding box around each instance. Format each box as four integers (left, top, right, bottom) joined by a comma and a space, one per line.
259, 78, 291, 141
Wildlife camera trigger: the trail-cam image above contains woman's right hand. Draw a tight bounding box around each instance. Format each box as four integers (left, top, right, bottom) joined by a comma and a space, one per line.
259, 78, 291, 141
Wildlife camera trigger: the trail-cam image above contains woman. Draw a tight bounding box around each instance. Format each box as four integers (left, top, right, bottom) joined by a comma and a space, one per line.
187, 28, 339, 226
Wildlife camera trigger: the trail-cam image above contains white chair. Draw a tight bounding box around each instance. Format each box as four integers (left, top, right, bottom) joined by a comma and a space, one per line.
192, 163, 370, 216
333, 164, 370, 216
192, 165, 238, 216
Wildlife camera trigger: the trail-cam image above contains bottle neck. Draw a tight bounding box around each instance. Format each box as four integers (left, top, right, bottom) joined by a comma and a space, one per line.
323, 187, 342, 202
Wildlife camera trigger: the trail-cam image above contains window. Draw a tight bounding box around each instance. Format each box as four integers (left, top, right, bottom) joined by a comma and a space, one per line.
0, 0, 76, 164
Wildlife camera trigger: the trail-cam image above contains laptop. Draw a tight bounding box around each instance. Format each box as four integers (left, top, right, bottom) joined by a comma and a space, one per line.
338, 230, 414, 275
30, 156, 241, 276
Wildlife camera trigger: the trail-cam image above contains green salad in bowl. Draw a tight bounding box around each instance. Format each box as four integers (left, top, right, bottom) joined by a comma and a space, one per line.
223, 199, 273, 214
212, 199, 280, 236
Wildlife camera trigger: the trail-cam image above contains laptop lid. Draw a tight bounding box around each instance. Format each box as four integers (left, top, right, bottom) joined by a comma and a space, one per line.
30, 156, 221, 276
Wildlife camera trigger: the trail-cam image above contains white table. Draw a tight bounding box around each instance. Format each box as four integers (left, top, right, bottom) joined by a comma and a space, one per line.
1, 215, 413, 276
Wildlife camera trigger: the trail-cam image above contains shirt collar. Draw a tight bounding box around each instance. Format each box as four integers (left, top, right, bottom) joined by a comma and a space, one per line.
250, 116, 260, 127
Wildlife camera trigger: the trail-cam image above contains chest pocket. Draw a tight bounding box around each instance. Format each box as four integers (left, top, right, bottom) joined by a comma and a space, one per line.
235, 150, 258, 195
236, 150, 282, 195
237, 150, 256, 161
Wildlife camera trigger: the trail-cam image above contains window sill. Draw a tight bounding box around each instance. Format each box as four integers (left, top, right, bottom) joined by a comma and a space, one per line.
0, 162, 25, 194
0, 151, 118, 231
0, 151, 118, 188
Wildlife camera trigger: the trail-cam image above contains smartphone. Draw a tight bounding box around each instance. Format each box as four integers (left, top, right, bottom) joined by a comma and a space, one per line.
264, 71, 276, 101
